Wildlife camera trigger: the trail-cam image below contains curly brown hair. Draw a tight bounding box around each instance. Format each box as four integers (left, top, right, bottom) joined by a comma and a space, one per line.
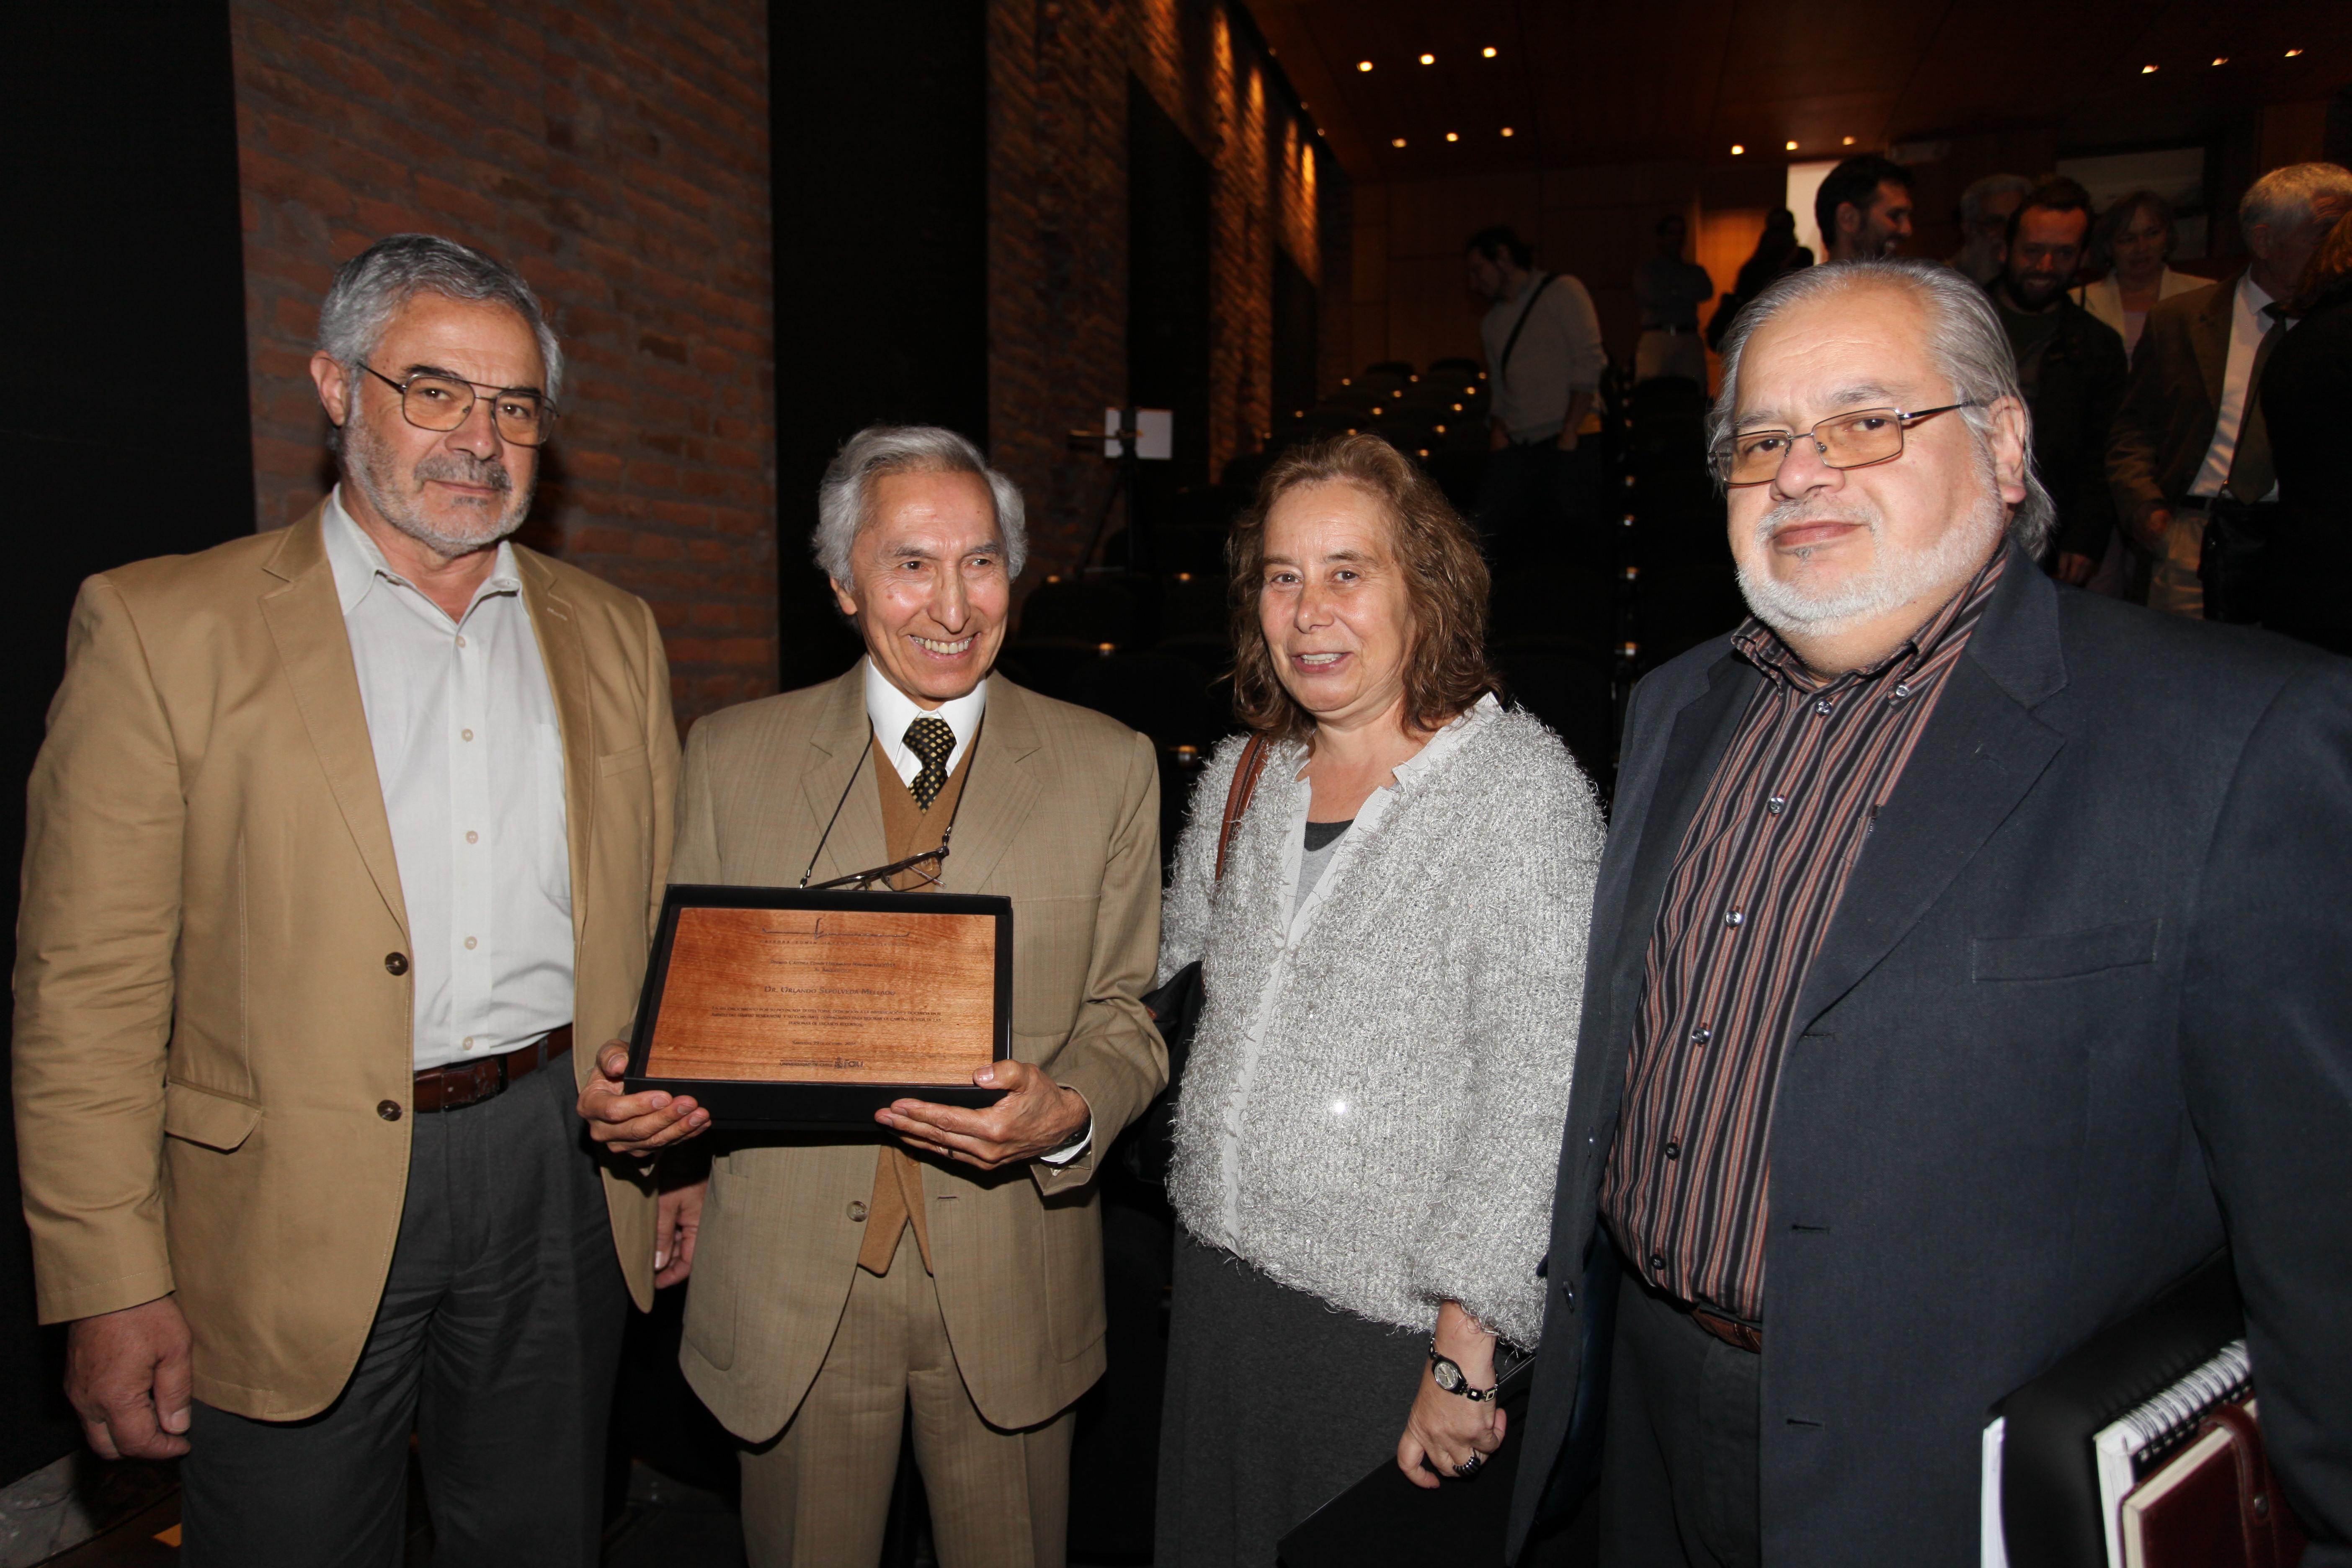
1227, 434, 1498, 743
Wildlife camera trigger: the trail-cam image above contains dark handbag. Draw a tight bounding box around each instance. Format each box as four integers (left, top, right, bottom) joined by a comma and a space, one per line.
1128, 733, 1272, 1184
2200, 497, 2278, 625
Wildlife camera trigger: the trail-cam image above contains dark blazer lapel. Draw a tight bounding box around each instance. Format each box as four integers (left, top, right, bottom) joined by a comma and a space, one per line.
940, 678, 1043, 895
255, 507, 409, 937
1786, 554, 2066, 1034
518, 549, 595, 950
797, 666, 884, 887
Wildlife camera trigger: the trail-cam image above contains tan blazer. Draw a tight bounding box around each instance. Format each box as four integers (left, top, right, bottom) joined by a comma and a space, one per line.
2107, 275, 2234, 517
675, 667, 1165, 1440
11, 505, 678, 1420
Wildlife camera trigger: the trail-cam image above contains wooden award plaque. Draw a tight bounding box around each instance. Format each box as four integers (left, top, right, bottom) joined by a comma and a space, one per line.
623, 884, 1013, 1127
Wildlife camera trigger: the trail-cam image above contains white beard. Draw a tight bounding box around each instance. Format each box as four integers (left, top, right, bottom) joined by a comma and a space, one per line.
345, 404, 531, 557
1736, 481, 2007, 639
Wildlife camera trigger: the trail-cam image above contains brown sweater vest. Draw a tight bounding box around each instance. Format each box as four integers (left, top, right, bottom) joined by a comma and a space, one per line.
855, 728, 977, 1276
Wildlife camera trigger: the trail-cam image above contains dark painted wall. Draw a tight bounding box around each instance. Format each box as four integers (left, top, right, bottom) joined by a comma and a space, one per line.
771, 1, 991, 694
0, 0, 256, 1483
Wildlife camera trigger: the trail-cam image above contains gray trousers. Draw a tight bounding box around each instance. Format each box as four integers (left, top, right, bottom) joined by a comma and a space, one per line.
1598, 1270, 1761, 1568
179, 1057, 628, 1568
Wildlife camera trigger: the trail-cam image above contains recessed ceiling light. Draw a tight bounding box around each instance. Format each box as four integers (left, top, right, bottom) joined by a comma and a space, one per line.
2141, 63, 2158, 73
1785, 139, 1798, 150
1501, 126, 1515, 137
1843, 135, 1856, 145
1731, 144, 1745, 155
2285, 47, 2304, 57
2211, 56, 2228, 65
1482, 46, 1497, 57
1420, 53, 1435, 65
1357, 59, 1374, 72
1445, 131, 1460, 142
1392, 137, 1407, 148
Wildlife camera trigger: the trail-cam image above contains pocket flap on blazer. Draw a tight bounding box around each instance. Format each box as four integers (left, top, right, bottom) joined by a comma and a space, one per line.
596, 745, 650, 776
1970, 918, 2161, 982
162, 1081, 262, 1153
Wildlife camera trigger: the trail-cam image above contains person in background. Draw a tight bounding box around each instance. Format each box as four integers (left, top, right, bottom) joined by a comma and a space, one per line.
2251, 209, 2352, 653
1815, 153, 1915, 263
1947, 172, 2033, 286
1506, 256, 2352, 1568
1708, 208, 1814, 353
1153, 434, 1602, 1566
1635, 213, 1718, 387
2109, 161, 2352, 616
1465, 225, 1607, 562
1988, 177, 2129, 586
12, 234, 680, 1565
2075, 190, 2206, 360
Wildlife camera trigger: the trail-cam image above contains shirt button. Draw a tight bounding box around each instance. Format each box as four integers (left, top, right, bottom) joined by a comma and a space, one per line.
1725, 910, 1745, 928
455, 634, 467, 648
1813, 698, 1834, 716
464, 936, 478, 950
384, 952, 409, 975
1767, 795, 1786, 815
1664, 1140, 1681, 1160
461, 728, 475, 742
847, 1201, 868, 1222
462, 1037, 475, 1050
1649, 1252, 1667, 1274
1892, 681, 1912, 700
1690, 1025, 1713, 1044
465, 830, 479, 844
377, 1099, 403, 1122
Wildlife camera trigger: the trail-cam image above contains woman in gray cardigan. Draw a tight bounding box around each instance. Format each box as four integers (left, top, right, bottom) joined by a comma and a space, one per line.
1154, 435, 1604, 1565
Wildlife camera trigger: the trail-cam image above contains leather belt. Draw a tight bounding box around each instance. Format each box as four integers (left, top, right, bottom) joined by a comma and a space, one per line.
413, 1025, 573, 1113
1689, 1306, 1764, 1353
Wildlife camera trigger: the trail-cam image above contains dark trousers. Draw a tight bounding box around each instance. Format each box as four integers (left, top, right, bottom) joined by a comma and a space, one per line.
1596, 1270, 1761, 1568
179, 1057, 629, 1568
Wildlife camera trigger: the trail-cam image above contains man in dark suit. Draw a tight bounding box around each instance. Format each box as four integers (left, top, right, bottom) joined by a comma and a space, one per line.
2107, 162, 2352, 616
1508, 258, 2352, 1566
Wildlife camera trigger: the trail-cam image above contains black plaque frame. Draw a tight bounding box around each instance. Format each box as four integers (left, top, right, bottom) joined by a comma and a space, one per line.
623, 883, 1013, 1128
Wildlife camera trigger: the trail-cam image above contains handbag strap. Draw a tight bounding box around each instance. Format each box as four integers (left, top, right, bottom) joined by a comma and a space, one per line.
1212, 732, 1273, 883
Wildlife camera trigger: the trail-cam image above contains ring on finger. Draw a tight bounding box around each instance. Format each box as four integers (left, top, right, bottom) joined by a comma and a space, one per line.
1455, 1454, 1483, 1477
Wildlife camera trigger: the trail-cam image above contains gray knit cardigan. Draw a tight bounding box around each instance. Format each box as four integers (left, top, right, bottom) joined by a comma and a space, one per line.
1157, 701, 1604, 1346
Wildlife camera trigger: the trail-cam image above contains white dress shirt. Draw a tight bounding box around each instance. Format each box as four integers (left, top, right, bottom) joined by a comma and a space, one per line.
2188, 273, 2288, 503
858, 658, 1088, 1163
323, 489, 573, 1070
1480, 272, 1606, 442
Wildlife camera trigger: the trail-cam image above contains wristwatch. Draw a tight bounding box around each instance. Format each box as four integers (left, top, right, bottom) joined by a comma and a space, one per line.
1427, 1341, 1501, 1403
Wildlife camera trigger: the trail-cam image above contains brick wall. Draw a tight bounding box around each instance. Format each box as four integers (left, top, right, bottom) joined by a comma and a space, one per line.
988, 0, 1338, 562
230, 0, 776, 724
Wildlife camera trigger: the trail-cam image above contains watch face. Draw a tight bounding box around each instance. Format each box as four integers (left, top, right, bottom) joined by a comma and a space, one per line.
1432, 1358, 1464, 1392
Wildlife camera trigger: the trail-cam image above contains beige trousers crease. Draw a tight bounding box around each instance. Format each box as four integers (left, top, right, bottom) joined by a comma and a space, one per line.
739, 1226, 1073, 1568
2147, 505, 2207, 618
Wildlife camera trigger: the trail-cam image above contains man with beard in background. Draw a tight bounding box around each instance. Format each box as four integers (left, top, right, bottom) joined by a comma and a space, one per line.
13, 234, 680, 1566
1986, 177, 2128, 584
1507, 258, 2352, 1565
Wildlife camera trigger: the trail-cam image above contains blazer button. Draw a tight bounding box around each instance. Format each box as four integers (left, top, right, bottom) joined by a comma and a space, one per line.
847, 1201, 868, 1222
377, 1100, 403, 1121
384, 952, 409, 976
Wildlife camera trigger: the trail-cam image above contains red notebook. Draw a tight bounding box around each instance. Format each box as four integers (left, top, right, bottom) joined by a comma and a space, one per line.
2120, 1398, 2308, 1568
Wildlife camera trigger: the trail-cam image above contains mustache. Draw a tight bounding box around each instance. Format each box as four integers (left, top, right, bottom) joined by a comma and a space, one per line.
1752, 498, 1880, 547
412, 450, 513, 492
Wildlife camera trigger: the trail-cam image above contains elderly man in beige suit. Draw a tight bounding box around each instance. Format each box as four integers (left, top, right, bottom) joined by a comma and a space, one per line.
13, 235, 679, 1567
581, 423, 1165, 1568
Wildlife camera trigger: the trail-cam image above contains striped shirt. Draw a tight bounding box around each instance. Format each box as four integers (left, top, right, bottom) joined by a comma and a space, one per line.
1599, 550, 2007, 1323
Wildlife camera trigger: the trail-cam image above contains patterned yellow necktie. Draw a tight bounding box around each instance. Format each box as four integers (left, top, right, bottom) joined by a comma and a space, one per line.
903, 716, 956, 810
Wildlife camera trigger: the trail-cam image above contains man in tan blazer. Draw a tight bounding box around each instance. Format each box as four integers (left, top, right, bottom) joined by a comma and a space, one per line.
13, 235, 678, 1566
581, 424, 1165, 1568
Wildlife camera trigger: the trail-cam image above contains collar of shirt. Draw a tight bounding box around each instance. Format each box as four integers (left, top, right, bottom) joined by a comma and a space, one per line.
2236, 271, 2277, 333
864, 657, 988, 788
1731, 549, 2009, 695
322, 485, 524, 620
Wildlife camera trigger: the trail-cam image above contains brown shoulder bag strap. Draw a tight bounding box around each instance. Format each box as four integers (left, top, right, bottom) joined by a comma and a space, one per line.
1212, 732, 1273, 883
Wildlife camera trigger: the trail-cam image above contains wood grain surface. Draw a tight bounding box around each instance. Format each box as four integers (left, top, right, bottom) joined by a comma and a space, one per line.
643, 905, 998, 1083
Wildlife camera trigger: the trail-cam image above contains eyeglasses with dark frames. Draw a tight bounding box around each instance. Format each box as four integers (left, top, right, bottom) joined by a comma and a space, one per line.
1714, 402, 1977, 487
356, 361, 557, 447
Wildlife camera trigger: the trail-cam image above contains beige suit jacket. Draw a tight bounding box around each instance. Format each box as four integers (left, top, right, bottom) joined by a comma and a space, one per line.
11, 505, 678, 1420
675, 667, 1165, 1440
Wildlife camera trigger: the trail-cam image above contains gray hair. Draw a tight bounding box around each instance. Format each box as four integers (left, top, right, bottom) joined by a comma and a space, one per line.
317, 235, 565, 411
1959, 173, 2034, 226
813, 425, 1028, 585
1708, 258, 2056, 558
2240, 161, 2352, 241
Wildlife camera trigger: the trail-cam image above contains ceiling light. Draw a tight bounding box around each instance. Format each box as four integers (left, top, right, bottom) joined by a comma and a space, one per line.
1785, 139, 1798, 150
1482, 46, 1497, 58
1500, 126, 1515, 137
1842, 135, 1856, 145
1357, 59, 1374, 72
2286, 47, 2304, 57
1392, 137, 1407, 148
1420, 53, 1435, 65
1446, 131, 1459, 142
2141, 63, 2158, 73
2211, 56, 2228, 66
1730, 144, 1745, 155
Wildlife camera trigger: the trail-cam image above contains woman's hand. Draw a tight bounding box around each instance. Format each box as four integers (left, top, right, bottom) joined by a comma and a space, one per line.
1395, 1301, 1506, 1489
